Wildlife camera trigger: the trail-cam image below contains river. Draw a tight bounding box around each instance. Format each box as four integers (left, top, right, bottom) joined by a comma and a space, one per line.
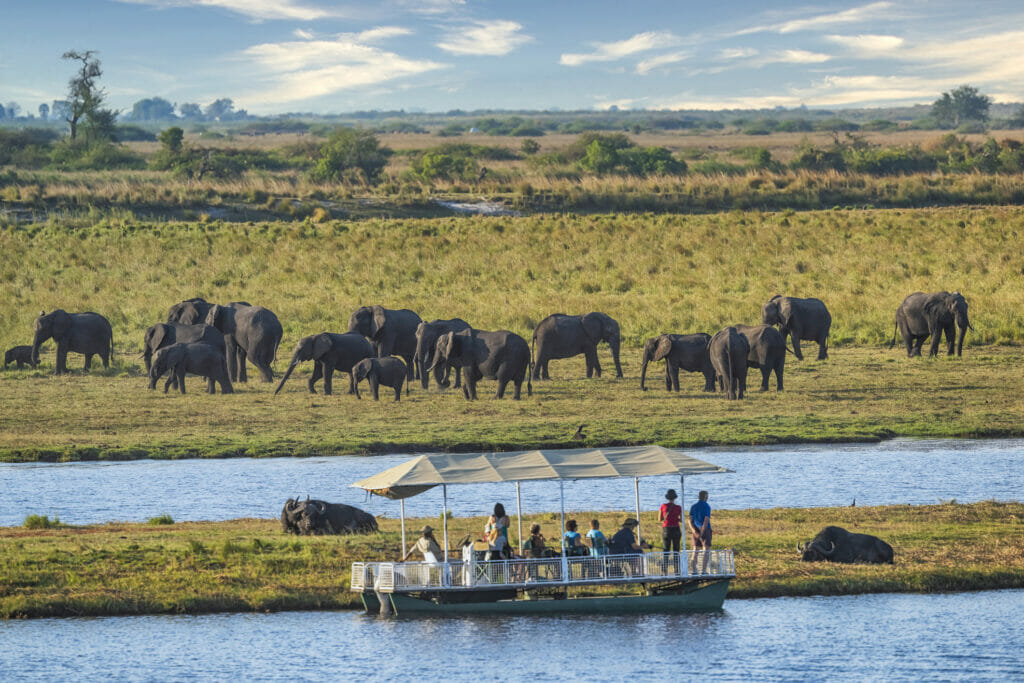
1, 438, 1021, 526
3, 590, 1022, 681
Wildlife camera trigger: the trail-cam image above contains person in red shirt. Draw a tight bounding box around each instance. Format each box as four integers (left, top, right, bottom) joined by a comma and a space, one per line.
658, 488, 683, 552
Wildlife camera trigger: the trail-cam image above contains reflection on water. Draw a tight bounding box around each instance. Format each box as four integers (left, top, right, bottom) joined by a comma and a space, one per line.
2, 590, 1023, 681
1, 438, 1022, 526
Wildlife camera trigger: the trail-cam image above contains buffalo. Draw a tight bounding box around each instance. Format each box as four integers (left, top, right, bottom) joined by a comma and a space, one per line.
798, 526, 894, 564
281, 497, 379, 536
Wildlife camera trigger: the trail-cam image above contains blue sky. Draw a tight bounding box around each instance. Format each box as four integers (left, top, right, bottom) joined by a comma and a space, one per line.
2, 0, 1024, 115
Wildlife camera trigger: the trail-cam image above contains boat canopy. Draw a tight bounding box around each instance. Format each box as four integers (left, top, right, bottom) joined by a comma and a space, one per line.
351, 445, 731, 500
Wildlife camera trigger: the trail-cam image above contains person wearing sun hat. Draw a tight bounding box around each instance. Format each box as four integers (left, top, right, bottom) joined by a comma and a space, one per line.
403, 525, 442, 562
659, 488, 683, 553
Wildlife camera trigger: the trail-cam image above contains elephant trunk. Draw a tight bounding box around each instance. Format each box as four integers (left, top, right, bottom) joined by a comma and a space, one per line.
148, 363, 160, 390
274, 361, 299, 396
640, 354, 649, 391
31, 329, 48, 366
956, 310, 970, 356
418, 348, 431, 390
610, 336, 623, 377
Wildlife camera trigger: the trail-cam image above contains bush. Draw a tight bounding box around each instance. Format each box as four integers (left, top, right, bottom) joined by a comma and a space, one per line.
310, 128, 389, 183
790, 143, 847, 172
846, 145, 937, 175
0, 128, 57, 168
147, 514, 174, 525
49, 141, 145, 170
24, 514, 62, 529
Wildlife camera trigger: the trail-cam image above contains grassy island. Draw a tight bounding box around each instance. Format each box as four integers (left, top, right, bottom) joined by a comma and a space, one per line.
2, 501, 1021, 619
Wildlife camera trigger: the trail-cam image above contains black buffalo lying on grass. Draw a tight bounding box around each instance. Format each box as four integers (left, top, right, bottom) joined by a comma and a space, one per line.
798, 526, 894, 564
281, 497, 379, 535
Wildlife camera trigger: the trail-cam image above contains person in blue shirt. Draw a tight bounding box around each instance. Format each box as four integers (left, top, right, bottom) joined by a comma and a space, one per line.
585, 519, 608, 557
687, 490, 712, 574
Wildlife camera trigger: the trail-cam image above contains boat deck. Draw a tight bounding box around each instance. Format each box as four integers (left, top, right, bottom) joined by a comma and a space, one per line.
352, 549, 734, 594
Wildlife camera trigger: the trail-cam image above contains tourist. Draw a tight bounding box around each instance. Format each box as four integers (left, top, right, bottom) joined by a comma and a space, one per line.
688, 490, 712, 574
485, 502, 511, 560
659, 488, 683, 553
402, 525, 442, 562
586, 519, 608, 557
564, 519, 585, 556
523, 523, 548, 558
609, 518, 649, 554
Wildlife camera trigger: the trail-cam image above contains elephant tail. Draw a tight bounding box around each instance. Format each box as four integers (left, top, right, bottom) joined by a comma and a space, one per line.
527, 336, 534, 397
888, 323, 898, 349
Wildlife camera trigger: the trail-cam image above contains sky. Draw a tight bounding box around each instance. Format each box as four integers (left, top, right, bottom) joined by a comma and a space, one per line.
2, 0, 1024, 116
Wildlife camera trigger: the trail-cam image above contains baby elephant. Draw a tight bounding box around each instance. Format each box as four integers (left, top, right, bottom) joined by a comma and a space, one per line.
351, 357, 407, 401
4, 345, 37, 369
149, 342, 233, 395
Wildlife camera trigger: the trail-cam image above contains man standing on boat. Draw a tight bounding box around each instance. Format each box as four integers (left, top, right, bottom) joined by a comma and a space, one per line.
688, 491, 712, 574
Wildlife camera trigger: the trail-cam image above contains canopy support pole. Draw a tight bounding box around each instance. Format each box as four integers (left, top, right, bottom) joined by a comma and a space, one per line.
442, 484, 449, 563
400, 498, 406, 553
559, 479, 568, 583
680, 475, 686, 575
516, 481, 523, 553
634, 476, 641, 545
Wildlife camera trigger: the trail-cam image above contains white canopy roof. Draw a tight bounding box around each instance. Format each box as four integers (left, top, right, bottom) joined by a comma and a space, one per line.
351, 446, 731, 499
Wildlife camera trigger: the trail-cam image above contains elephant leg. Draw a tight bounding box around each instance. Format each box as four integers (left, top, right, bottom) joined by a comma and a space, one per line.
370, 376, 379, 401
102, 347, 110, 368
236, 349, 249, 382
928, 329, 941, 357
541, 360, 550, 380
394, 380, 402, 401
454, 366, 462, 388
257, 360, 274, 383
323, 364, 335, 396
702, 369, 715, 392
664, 365, 672, 392
220, 373, 233, 394
84, 353, 93, 371
163, 373, 173, 393
512, 377, 523, 400
207, 376, 216, 394
590, 348, 602, 378
817, 336, 828, 360
776, 363, 784, 391
307, 362, 322, 394
177, 368, 187, 394
404, 354, 415, 381
759, 366, 770, 391
790, 335, 804, 361
670, 363, 681, 392
945, 325, 956, 356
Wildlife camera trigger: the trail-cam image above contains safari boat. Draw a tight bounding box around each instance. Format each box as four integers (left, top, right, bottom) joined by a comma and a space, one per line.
350, 446, 735, 616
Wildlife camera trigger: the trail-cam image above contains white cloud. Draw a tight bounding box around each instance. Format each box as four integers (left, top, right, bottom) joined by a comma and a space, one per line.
436, 20, 531, 56
560, 31, 680, 67
738, 2, 894, 36
116, 0, 333, 21
240, 33, 447, 104
293, 28, 315, 39
776, 49, 831, 64
826, 33, 905, 53
719, 47, 758, 60
636, 51, 689, 74
357, 26, 414, 42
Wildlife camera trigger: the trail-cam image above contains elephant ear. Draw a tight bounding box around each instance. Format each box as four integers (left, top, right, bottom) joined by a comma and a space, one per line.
150, 324, 168, 351
204, 305, 221, 328
52, 310, 72, 339
313, 333, 333, 360
777, 298, 794, 326
441, 332, 456, 361
581, 312, 604, 343
370, 306, 388, 339
355, 359, 373, 381
653, 336, 673, 362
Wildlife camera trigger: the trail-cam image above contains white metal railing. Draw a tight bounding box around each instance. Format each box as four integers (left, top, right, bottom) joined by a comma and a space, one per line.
351, 549, 734, 593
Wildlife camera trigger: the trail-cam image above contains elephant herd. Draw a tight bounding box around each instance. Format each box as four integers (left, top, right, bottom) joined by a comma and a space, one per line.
8, 291, 973, 402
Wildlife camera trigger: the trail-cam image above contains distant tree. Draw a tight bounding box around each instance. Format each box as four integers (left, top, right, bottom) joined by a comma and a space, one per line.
932, 85, 992, 128
50, 100, 71, 123
158, 126, 184, 153
178, 102, 203, 119
311, 128, 389, 183
130, 97, 176, 121
204, 98, 234, 121
5, 102, 21, 118
520, 138, 540, 155
0, 103, 6, 120
61, 50, 113, 141
38, 103, 50, 121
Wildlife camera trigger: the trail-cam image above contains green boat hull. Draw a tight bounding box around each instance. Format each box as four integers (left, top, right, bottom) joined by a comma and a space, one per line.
378, 580, 730, 616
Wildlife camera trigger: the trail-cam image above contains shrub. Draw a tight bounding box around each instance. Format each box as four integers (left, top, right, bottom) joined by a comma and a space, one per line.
24, 514, 62, 529
310, 128, 390, 184
147, 514, 174, 525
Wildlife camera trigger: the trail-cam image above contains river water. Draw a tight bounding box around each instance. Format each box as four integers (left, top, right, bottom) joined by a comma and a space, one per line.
1, 438, 1021, 526
3, 590, 1023, 681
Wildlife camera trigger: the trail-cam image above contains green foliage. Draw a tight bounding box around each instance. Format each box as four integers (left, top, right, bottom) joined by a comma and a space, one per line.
148, 514, 174, 525
473, 116, 546, 136
845, 144, 936, 175
520, 139, 541, 155
129, 97, 176, 121
932, 85, 992, 129
790, 142, 847, 172
159, 127, 184, 153
0, 129, 58, 167
436, 123, 465, 137
24, 514, 62, 529
410, 144, 479, 181
114, 125, 157, 142
48, 141, 145, 170
310, 128, 389, 184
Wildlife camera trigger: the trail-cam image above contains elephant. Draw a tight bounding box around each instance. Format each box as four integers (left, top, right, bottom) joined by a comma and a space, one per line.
346, 306, 422, 381
281, 498, 379, 535
166, 297, 229, 325
142, 323, 225, 373
205, 302, 283, 382
274, 332, 374, 396
32, 309, 113, 375
734, 324, 786, 392
708, 327, 749, 400
761, 295, 832, 361
415, 318, 471, 389
5, 345, 37, 369
531, 312, 623, 380
148, 342, 233, 394
891, 291, 973, 358
429, 328, 532, 400
640, 333, 714, 392
351, 357, 408, 401
798, 526, 894, 564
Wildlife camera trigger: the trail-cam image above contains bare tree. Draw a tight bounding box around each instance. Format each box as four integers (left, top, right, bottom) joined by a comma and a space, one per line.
61, 50, 104, 141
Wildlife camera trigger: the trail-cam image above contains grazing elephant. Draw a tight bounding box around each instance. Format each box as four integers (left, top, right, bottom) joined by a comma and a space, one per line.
346, 306, 422, 381
532, 312, 623, 380
274, 332, 374, 396
205, 303, 283, 382
415, 318, 471, 389
708, 327, 749, 400
351, 357, 408, 401
281, 498, 379, 535
798, 526, 894, 564
640, 333, 715, 392
891, 291, 973, 358
429, 328, 532, 400
5, 345, 37, 369
148, 342, 233, 394
32, 309, 113, 375
762, 295, 832, 360
166, 297, 228, 325
142, 323, 225, 373
734, 324, 786, 392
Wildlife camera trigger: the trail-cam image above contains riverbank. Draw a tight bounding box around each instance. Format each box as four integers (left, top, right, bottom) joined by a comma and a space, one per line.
2, 501, 1021, 619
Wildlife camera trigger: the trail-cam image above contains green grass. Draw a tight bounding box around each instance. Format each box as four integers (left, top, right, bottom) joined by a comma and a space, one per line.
1, 207, 1023, 460
2, 502, 1021, 618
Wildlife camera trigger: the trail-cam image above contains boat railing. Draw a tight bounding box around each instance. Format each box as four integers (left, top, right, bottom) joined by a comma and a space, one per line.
353, 549, 734, 593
